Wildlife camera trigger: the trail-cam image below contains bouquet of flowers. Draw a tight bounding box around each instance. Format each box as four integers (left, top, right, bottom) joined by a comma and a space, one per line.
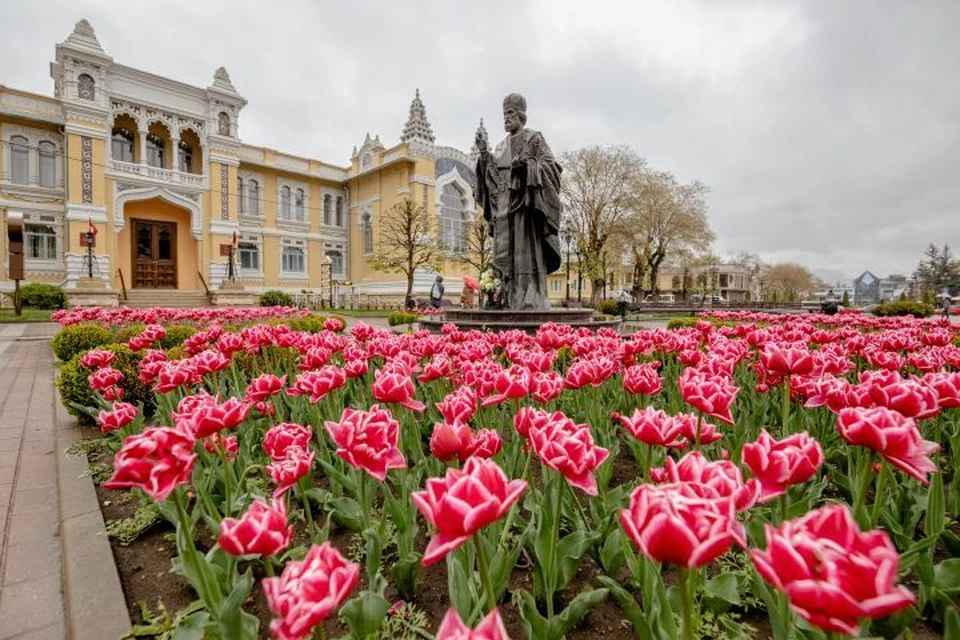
478, 268, 500, 294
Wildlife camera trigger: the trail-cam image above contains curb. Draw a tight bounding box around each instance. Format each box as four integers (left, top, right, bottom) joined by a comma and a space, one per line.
55, 391, 131, 640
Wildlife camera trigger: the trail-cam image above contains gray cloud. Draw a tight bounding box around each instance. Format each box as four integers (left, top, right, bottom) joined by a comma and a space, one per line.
2, 0, 957, 280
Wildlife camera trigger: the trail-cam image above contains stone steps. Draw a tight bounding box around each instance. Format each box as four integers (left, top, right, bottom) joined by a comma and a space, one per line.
122, 290, 211, 308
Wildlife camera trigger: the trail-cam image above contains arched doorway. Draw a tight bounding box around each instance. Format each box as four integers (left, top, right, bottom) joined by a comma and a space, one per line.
114, 193, 200, 291
132, 218, 177, 288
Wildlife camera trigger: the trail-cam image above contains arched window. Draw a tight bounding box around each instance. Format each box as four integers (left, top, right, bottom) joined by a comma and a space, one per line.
77, 74, 95, 101
38, 141, 56, 187
146, 134, 165, 168
111, 128, 134, 163
439, 182, 469, 255
237, 177, 245, 214
10, 136, 29, 184
361, 153, 372, 169
295, 188, 305, 221
335, 196, 344, 227
247, 179, 260, 214
323, 194, 332, 225
362, 213, 374, 255
280, 186, 291, 219
326, 249, 344, 279
177, 141, 193, 173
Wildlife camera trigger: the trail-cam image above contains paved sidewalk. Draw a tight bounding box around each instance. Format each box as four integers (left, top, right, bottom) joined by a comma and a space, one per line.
0, 323, 65, 639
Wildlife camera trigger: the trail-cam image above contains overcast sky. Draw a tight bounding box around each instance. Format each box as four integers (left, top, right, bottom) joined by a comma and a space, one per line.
2, 0, 958, 282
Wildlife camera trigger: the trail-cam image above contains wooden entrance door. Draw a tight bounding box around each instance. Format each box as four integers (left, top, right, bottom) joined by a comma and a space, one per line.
132, 219, 177, 288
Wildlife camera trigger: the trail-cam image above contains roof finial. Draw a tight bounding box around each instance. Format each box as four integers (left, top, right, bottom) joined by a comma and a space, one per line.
400, 88, 435, 145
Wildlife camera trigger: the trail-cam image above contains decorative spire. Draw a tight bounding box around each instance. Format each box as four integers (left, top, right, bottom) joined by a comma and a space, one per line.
400, 88, 435, 145
64, 18, 106, 54
210, 66, 239, 94
469, 118, 489, 164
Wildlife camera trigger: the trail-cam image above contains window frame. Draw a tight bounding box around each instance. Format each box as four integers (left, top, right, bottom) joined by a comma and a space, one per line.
281, 245, 306, 276
111, 128, 134, 163
10, 135, 29, 185
146, 134, 165, 168
25, 223, 58, 261
38, 141, 57, 188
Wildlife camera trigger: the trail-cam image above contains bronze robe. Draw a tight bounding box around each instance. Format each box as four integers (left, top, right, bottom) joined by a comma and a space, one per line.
475, 129, 562, 310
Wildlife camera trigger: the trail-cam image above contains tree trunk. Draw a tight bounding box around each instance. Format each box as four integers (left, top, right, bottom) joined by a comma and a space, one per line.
590, 277, 605, 306
405, 272, 415, 308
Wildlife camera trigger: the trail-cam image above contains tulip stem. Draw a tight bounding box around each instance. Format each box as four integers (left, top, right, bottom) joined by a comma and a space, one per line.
643, 443, 653, 483
474, 533, 496, 614
298, 478, 317, 541
852, 451, 874, 528
261, 556, 275, 577
780, 378, 791, 436
695, 413, 703, 451
778, 493, 789, 524
679, 568, 696, 640
217, 442, 233, 517
872, 463, 888, 528
312, 623, 327, 640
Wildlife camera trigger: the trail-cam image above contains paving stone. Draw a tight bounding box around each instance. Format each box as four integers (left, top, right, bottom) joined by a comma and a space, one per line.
0, 574, 64, 638
2, 537, 61, 585
7, 619, 66, 640
7, 508, 59, 547
9, 486, 57, 515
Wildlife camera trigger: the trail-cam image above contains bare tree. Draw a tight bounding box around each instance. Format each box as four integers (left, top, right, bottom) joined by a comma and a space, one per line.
463, 216, 492, 274
761, 262, 815, 302
371, 199, 441, 305
626, 170, 714, 297
561, 146, 646, 306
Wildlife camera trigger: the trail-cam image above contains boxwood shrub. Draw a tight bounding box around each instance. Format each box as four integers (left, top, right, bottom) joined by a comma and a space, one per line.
56, 343, 154, 425
52, 323, 113, 362
19, 282, 67, 310
259, 290, 295, 307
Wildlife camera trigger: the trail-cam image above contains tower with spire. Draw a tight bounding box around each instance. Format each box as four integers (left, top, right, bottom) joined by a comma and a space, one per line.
400, 89, 435, 145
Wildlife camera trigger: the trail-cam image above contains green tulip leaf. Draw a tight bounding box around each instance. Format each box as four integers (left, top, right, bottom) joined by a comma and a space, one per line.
339, 590, 389, 638
549, 588, 609, 637
705, 573, 741, 609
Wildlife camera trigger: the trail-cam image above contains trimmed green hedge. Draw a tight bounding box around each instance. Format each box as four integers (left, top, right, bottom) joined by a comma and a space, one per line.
871, 300, 934, 318
19, 282, 66, 310
52, 323, 113, 362
596, 300, 621, 316
56, 343, 154, 425
259, 290, 295, 307
388, 311, 419, 327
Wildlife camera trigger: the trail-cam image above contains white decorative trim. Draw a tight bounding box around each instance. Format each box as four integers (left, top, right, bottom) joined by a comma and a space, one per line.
66, 203, 107, 222
64, 253, 111, 288
209, 219, 239, 235
0, 199, 65, 213
64, 123, 109, 139
435, 168, 476, 213
114, 184, 202, 238
209, 152, 240, 166
411, 175, 436, 186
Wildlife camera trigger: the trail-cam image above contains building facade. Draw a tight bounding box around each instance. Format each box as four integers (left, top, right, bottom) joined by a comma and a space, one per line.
0, 20, 478, 306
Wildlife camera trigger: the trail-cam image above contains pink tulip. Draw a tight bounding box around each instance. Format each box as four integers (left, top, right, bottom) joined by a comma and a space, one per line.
678, 368, 739, 425
324, 405, 406, 481
287, 366, 347, 403
219, 498, 292, 557
612, 407, 686, 448
620, 482, 745, 568
411, 457, 527, 565
245, 373, 288, 402
263, 542, 360, 640
430, 420, 475, 463
836, 407, 938, 484
650, 451, 759, 511
103, 427, 197, 502
96, 401, 139, 433
437, 388, 478, 424
372, 367, 426, 412
751, 505, 915, 636
622, 363, 662, 396
267, 446, 315, 496
528, 412, 609, 496
741, 429, 824, 502
436, 607, 510, 640
263, 423, 314, 460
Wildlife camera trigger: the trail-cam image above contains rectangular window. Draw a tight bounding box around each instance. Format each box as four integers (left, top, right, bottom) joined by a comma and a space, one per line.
551, 279, 560, 293
25, 224, 57, 260
239, 242, 259, 271
39, 142, 57, 188
282, 246, 305, 274
11, 137, 29, 184
179, 147, 193, 174
326, 250, 344, 278
719, 274, 729, 288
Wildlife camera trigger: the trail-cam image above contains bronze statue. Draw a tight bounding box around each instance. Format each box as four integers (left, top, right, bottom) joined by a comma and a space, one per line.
474, 94, 563, 310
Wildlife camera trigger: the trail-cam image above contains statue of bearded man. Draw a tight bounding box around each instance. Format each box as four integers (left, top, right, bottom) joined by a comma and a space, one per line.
474, 93, 563, 310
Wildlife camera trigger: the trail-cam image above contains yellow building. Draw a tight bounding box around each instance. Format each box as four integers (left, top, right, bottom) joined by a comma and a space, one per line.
0, 20, 480, 307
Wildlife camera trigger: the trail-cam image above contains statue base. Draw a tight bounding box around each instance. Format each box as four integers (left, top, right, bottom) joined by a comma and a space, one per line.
418, 307, 621, 335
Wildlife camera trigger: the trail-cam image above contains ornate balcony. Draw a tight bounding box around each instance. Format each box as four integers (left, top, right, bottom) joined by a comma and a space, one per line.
108, 159, 205, 187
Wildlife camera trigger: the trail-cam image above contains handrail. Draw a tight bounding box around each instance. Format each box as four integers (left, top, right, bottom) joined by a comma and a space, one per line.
197, 271, 212, 305
117, 268, 128, 302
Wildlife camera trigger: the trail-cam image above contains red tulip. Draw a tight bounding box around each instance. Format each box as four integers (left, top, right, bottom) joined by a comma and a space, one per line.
103, 427, 197, 502
528, 412, 610, 496
324, 317, 344, 332
179, 395, 251, 439
411, 457, 527, 565
650, 451, 759, 511
867, 377, 939, 420
324, 405, 406, 481
343, 357, 369, 379
622, 363, 662, 396
471, 429, 503, 459
298, 346, 332, 371
372, 367, 426, 412
923, 371, 960, 409
419, 354, 454, 383
263, 542, 360, 640
219, 498, 292, 557
481, 365, 532, 406
79, 348, 115, 369
620, 482, 746, 568
264, 423, 314, 460
96, 401, 139, 433
430, 420, 475, 462
751, 505, 915, 636
436, 607, 510, 640
673, 412, 723, 446
267, 446, 315, 496
437, 388, 478, 424
836, 407, 939, 484
531, 371, 564, 404
89, 366, 124, 392
678, 368, 739, 425
246, 373, 288, 402
191, 349, 231, 376
513, 406, 556, 440
741, 429, 824, 502
154, 361, 199, 393
759, 343, 815, 379
287, 366, 347, 403
612, 407, 686, 448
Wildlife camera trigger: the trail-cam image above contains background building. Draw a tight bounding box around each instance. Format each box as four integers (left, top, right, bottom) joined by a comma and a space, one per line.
0, 20, 478, 307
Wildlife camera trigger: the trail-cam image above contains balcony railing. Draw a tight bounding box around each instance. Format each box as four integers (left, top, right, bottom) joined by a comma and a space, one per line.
109, 159, 205, 187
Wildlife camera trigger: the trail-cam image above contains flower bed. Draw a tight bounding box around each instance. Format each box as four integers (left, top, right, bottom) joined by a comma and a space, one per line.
64, 310, 960, 639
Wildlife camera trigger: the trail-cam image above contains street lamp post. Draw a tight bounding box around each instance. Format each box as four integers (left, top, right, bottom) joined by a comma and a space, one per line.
564, 233, 572, 306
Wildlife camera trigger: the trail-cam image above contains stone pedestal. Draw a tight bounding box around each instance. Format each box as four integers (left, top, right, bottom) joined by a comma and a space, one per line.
211, 284, 259, 307
418, 308, 621, 335
67, 281, 120, 308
